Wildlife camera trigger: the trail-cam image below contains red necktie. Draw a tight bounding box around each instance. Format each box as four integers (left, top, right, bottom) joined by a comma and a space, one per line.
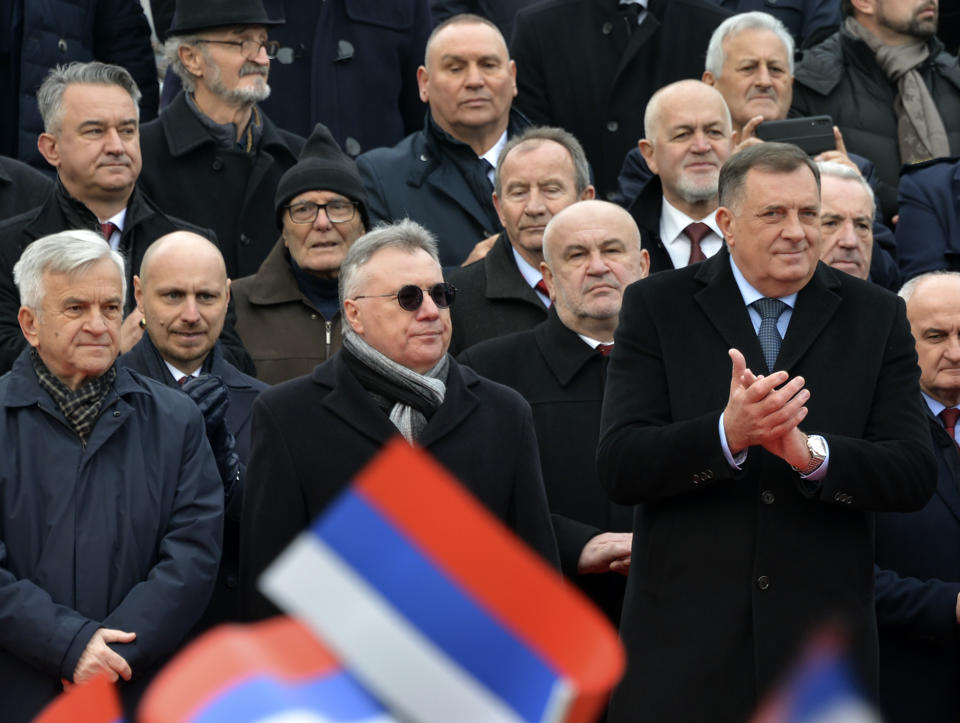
100, 221, 117, 241
940, 408, 960, 451
597, 343, 614, 357
684, 222, 711, 265
534, 278, 549, 296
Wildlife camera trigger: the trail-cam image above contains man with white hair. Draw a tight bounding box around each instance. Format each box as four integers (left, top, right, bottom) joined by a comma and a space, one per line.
138, 0, 303, 279
818, 160, 876, 281
241, 219, 560, 619
0, 230, 222, 720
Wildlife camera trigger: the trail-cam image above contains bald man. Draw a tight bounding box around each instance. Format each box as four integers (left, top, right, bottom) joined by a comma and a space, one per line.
630, 80, 733, 274
459, 200, 649, 623
118, 231, 267, 629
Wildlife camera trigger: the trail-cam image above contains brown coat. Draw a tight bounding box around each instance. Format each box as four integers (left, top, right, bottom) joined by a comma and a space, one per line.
231, 239, 342, 385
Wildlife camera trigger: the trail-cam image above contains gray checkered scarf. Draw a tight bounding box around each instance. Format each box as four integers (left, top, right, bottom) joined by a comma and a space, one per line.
31, 348, 116, 443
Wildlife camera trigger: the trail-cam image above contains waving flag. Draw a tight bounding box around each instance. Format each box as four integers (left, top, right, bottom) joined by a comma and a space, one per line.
260, 438, 625, 723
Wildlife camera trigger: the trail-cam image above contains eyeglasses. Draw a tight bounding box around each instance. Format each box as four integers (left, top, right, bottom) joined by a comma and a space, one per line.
352, 283, 457, 311
285, 200, 358, 224
195, 38, 281, 60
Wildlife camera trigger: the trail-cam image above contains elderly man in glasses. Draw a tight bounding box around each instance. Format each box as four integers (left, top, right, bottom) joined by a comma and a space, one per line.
240, 218, 561, 620
137, 0, 304, 281
232, 123, 368, 384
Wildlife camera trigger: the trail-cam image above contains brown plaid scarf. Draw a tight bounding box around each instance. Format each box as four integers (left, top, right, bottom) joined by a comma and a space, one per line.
31, 348, 116, 443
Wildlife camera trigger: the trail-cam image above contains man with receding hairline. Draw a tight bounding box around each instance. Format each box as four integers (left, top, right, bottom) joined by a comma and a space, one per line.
357, 13, 529, 266
459, 200, 648, 624
120, 231, 267, 629
599, 142, 935, 721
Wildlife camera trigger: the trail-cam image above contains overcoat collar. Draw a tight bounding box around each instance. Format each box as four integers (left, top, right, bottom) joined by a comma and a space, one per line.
533, 308, 603, 388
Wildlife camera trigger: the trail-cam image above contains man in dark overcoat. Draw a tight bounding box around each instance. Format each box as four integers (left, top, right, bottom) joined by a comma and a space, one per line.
458, 200, 648, 624
119, 231, 267, 630
597, 142, 936, 721
240, 219, 560, 620
0, 230, 222, 721
138, 0, 304, 279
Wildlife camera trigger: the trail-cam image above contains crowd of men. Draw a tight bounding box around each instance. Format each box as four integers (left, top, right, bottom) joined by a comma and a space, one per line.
0, 0, 959, 720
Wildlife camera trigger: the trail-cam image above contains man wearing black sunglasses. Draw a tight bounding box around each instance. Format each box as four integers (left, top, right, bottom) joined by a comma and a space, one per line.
241, 219, 561, 620
138, 0, 304, 280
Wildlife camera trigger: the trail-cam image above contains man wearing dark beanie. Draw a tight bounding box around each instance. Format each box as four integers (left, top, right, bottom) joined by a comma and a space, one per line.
231, 123, 369, 384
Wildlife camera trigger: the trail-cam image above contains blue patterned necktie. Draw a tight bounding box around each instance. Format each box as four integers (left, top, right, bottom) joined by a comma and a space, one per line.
752, 298, 788, 372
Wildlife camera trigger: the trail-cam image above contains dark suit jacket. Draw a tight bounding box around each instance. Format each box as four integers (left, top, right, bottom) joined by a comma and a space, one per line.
0, 157, 52, 223
597, 248, 936, 722
895, 156, 960, 282
458, 309, 632, 623
510, 0, 730, 198
445, 232, 548, 354
240, 352, 560, 619
118, 334, 266, 630
874, 408, 960, 723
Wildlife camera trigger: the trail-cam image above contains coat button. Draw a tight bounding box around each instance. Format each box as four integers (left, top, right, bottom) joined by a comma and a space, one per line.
336, 39, 355, 62
692, 473, 701, 484
419, 153, 428, 162
113, 410, 121, 417
757, 575, 770, 590
240, 233, 251, 246
834, 491, 844, 502
602, 21, 613, 34
344, 137, 361, 156
310, 313, 318, 320
704, 469, 714, 480
225, 573, 238, 588
607, 120, 619, 132
761, 490, 775, 505
212, 158, 223, 171
58, 38, 68, 52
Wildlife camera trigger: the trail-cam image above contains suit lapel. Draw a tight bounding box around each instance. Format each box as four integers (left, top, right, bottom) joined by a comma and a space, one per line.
418, 360, 479, 448
318, 356, 397, 445
928, 413, 960, 524
614, 7, 660, 85
777, 264, 841, 373
535, 311, 598, 388
484, 234, 544, 306
694, 249, 767, 374
423, 161, 495, 233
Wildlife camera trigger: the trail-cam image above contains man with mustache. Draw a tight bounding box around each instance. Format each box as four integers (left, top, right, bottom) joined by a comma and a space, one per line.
445, 126, 595, 354
0, 61, 237, 375
138, 0, 304, 280
817, 161, 876, 281
792, 0, 960, 219
628, 80, 733, 274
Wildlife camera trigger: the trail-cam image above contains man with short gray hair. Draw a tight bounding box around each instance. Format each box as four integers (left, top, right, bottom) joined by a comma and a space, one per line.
138, 0, 303, 280
241, 219, 560, 619
818, 160, 876, 280
0, 229, 223, 720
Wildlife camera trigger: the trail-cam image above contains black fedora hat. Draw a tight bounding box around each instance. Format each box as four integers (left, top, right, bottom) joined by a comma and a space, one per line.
168, 0, 283, 36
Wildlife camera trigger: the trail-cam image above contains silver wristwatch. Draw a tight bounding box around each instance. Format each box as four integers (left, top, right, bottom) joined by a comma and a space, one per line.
791, 434, 827, 475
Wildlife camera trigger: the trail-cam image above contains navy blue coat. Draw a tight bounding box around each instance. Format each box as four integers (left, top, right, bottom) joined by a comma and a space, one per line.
357, 109, 530, 267
895, 157, 960, 282
705, 0, 840, 46
0, 0, 158, 169
0, 352, 222, 722
874, 408, 960, 722
119, 334, 267, 630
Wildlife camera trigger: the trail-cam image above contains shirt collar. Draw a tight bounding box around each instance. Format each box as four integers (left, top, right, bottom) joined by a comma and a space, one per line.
923, 391, 947, 418
479, 130, 508, 184
729, 254, 798, 309
660, 198, 721, 247
164, 360, 198, 384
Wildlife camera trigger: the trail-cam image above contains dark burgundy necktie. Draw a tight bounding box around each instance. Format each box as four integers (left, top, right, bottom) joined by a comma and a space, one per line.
684, 222, 711, 265
597, 343, 614, 357
100, 221, 117, 241
534, 278, 549, 296
940, 407, 960, 451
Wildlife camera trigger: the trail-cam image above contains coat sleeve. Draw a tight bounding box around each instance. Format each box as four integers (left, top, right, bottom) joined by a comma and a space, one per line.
895, 170, 951, 281
0, 246, 28, 375
94, 0, 159, 122
240, 394, 312, 620
508, 9, 555, 126
101, 407, 223, 675
597, 282, 737, 505
0, 540, 100, 680
875, 564, 960, 637
356, 153, 395, 227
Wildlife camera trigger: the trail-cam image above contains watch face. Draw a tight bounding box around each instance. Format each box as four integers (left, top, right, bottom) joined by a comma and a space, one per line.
809, 435, 827, 457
